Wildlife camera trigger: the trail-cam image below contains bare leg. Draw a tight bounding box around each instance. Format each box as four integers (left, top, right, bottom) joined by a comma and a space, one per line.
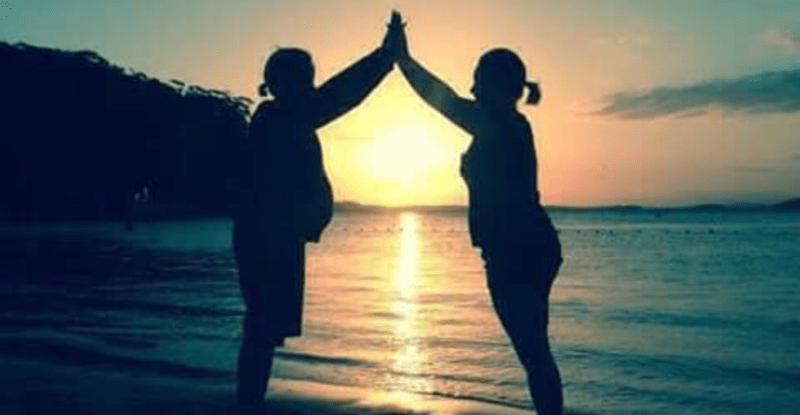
233, 234, 302, 414
488, 261, 563, 415
514, 324, 563, 415
236, 334, 274, 410
234, 240, 278, 413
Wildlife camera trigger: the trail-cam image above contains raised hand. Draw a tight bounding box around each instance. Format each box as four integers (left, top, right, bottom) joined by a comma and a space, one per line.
382, 11, 409, 62
394, 12, 410, 61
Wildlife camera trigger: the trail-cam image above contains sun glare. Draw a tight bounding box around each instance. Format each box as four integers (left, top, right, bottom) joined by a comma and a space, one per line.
366, 123, 449, 183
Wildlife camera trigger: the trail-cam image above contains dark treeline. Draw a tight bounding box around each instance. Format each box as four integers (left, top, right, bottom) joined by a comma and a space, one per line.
0, 41, 252, 221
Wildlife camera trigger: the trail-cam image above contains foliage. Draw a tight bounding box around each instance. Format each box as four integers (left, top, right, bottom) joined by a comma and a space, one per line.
0, 42, 252, 220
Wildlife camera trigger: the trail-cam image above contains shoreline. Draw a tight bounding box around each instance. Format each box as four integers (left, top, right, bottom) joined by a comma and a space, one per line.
0, 356, 535, 415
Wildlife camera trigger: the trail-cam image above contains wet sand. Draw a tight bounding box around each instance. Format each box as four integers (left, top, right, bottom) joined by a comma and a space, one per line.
0, 356, 534, 415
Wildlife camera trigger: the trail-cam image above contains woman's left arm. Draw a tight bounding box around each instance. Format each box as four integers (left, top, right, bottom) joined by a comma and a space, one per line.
313, 45, 393, 128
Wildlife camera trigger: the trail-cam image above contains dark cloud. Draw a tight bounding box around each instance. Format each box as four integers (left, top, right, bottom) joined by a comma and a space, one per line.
591, 68, 800, 119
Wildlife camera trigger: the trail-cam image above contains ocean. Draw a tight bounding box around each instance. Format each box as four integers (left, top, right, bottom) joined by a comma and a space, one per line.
1, 210, 799, 414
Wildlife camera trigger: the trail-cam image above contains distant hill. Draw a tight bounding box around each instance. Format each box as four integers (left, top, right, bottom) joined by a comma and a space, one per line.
775, 197, 800, 211
545, 205, 644, 212
334, 202, 466, 214
334, 198, 800, 214
685, 204, 729, 211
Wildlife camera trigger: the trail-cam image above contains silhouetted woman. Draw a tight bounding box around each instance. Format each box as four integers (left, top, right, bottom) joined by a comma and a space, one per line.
233, 23, 396, 413
391, 13, 564, 415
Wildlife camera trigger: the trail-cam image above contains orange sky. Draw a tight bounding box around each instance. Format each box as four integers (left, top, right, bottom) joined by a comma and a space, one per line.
4, 0, 800, 206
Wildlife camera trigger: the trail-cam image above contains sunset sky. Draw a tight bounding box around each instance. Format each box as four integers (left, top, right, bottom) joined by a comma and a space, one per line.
3, 0, 800, 206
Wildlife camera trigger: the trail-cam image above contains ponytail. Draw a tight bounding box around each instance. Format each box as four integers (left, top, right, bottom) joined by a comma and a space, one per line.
525, 81, 540, 106
258, 83, 269, 97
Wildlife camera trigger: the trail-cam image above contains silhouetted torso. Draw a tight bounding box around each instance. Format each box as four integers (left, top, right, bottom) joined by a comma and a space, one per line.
460, 107, 548, 250
235, 100, 333, 245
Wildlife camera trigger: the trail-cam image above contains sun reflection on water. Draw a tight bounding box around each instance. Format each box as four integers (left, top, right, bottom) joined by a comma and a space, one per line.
388, 212, 432, 396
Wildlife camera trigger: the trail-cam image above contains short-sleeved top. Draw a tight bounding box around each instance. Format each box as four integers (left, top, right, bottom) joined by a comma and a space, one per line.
235, 100, 333, 244
460, 109, 553, 251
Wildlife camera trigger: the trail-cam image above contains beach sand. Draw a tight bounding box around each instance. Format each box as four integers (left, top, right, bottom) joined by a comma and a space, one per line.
0, 357, 534, 415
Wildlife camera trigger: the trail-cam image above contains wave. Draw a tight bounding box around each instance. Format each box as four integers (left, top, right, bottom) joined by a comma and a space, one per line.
0, 288, 241, 320
0, 336, 232, 380
383, 367, 527, 389
275, 350, 376, 368
604, 308, 798, 336
560, 344, 800, 388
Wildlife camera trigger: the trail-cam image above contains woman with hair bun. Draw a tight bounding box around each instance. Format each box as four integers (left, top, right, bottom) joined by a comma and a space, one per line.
233, 15, 400, 413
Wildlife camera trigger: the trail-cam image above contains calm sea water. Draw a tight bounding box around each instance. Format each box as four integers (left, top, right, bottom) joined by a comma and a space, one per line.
1, 210, 799, 414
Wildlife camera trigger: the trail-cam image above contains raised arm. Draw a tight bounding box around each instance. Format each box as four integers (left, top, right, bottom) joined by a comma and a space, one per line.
392, 15, 479, 135
313, 40, 394, 128
398, 57, 478, 134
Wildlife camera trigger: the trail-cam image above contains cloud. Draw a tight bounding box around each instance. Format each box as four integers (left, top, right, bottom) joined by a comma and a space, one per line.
730, 166, 776, 174
593, 34, 651, 48
590, 68, 800, 119
763, 29, 800, 53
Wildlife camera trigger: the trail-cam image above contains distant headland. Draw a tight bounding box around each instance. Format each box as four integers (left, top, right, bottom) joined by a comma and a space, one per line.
0, 41, 250, 222
334, 198, 800, 214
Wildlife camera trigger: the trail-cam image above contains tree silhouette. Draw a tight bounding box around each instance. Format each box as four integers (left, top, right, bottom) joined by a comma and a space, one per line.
0, 42, 251, 221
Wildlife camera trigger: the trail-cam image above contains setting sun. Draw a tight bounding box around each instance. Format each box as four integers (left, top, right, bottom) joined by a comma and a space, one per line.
366, 123, 448, 182
320, 76, 472, 208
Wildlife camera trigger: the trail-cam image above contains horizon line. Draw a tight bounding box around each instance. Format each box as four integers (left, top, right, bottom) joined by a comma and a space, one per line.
335, 198, 800, 211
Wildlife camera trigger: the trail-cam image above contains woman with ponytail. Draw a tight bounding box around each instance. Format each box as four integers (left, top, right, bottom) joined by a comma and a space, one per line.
389, 12, 564, 415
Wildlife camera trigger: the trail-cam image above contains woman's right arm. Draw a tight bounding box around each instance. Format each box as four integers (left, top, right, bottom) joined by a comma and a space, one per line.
389, 12, 478, 133
397, 56, 478, 135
